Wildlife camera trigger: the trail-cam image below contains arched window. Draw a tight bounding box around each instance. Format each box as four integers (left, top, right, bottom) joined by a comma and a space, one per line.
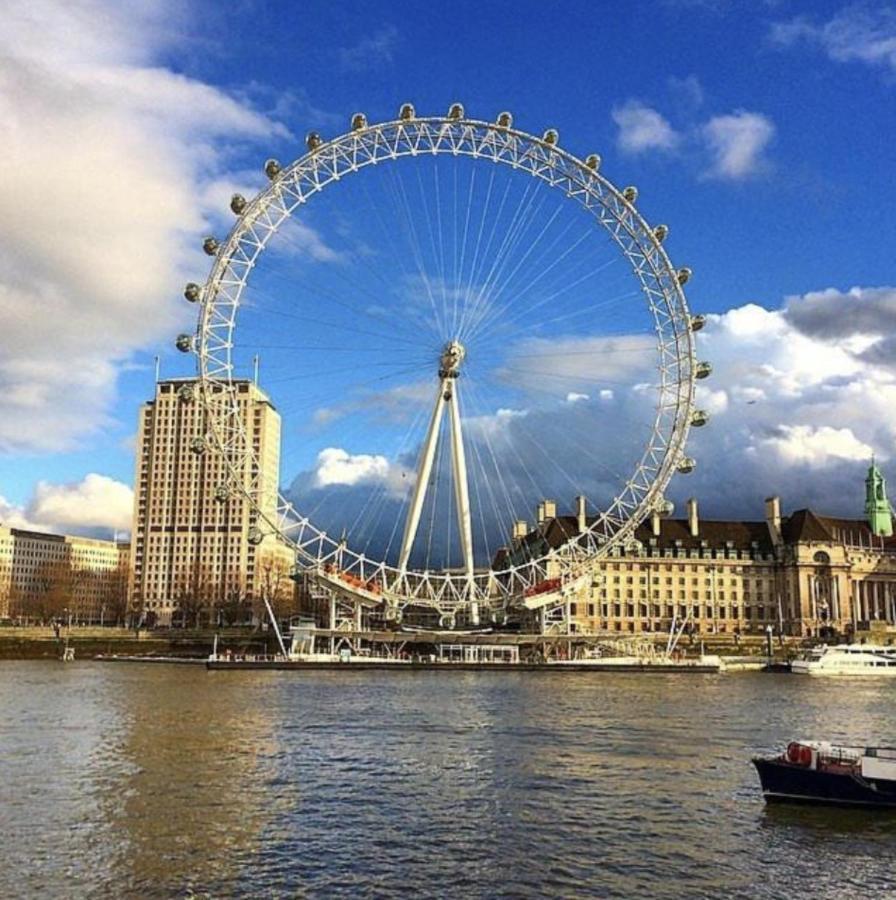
813, 551, 831, 565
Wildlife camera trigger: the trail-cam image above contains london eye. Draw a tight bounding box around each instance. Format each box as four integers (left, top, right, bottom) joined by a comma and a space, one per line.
178, 103, 710, 627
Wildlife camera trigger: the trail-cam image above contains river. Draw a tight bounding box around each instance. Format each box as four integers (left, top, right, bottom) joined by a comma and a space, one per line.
0, 663, 894, 898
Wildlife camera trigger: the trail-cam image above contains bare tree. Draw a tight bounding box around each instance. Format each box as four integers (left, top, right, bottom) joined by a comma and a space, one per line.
254, 554, 296, 627
219, 576, 252, 626
173, 563, 218, 629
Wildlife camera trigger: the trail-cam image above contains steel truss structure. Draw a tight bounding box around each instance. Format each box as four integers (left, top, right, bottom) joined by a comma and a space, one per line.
185, 105, 706, 623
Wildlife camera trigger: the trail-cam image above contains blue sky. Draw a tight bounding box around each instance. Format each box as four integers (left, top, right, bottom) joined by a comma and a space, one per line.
1, 0, 895, 548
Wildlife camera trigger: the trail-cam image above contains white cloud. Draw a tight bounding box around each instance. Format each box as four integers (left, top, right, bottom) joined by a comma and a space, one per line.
274, 218, 342, 263
0, 472, 132, 536
771, 7, 896, 73
760, 425, 873, 467
0, 0, 292, 453
314, 447, 409, 497
701, 111, 775, 179
668, 74, 705, 110
566, 392, 590, 403
28, 473, 133, 532
612, 100, 681, 154
673, 289, 896, 517
498, 333, 656, 394
338, 26, 399, 71
312, 380, 434, 429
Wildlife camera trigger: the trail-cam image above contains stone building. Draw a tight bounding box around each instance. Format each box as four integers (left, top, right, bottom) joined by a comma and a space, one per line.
130, 378, 294, 625
506, 462, 896, 638
0, 526, 129, 622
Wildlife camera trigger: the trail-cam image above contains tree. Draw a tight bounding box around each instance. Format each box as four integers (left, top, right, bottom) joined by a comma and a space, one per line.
219, 576, 251, 626
102, 558, 132, 626
25, 559, 75, 624
173, 564, 218, 629
254, 553, 296, 627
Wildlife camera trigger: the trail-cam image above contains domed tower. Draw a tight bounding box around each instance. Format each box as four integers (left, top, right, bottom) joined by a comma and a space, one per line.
865, 456, 893, 537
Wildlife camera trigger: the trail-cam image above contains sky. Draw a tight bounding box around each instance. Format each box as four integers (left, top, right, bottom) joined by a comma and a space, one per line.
1, 0, 896, 551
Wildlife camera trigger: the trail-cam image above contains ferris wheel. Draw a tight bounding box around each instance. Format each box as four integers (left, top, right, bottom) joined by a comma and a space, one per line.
178, 103, 710, 627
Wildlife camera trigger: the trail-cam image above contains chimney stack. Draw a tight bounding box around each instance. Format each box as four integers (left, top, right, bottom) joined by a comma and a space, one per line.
651, 509, 661, 536
543, 499, 557, 520
687, 497, 699, 538
576, 495, 587, 533
765, 496, 782, 545
537, 502, 546, 526
512, 520, 529, 542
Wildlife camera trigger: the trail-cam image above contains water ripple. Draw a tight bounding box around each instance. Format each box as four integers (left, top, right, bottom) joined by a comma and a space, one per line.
1, 665, 895, 898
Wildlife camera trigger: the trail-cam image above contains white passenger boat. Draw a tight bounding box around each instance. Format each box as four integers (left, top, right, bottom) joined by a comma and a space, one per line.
791, 643, 896, 676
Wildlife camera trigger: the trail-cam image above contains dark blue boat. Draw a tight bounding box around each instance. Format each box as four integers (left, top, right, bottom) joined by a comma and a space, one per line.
753, 742, 896, 809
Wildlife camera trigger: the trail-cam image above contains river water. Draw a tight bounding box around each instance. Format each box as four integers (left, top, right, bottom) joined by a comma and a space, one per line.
1, 663, 894, 899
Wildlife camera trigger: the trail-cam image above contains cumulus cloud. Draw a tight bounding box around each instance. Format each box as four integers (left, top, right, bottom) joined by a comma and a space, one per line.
609, 95, 776, 181
701, 111, 775, 179
782, 285, 896, 340
612, 101, 681, 154
770, 6, 896, 73
314, 447, 409, 496
338, 26, 399, 71
673, 290, 896, 518
0, 0, 292, 453
0, 473, 132, 536
759, 425, 873, 467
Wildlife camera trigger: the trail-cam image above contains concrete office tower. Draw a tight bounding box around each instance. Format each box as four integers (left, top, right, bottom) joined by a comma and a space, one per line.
130, 379, 293, 625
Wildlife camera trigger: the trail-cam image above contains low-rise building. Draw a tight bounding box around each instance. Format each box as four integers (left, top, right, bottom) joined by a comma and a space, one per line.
505, 462, 896, 638
0, 526, 130, 623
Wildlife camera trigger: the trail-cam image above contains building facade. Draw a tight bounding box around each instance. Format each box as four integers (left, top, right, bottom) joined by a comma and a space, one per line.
0, 526, 129, 622
508, 464, 896, 638
130, 378, 294, 625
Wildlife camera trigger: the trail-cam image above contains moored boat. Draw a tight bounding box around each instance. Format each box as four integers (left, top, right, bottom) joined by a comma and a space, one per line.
753, 741, 896, 808
791, 643, 896, 676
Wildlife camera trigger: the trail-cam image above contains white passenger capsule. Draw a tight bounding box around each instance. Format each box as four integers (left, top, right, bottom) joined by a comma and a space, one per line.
214, 484, 230, 503
496, 111, 513, 128
653, 224, 669, 243
178, 384, 195, 403
306, 131, 322, 151
447, 102, 464, 120
695, 361, 712, 379
690, 314, 706, 332
202, 237, 219, 256
248, 527, 264, 546
190, 437, 206, 454
622, 186, 638, 203
175, 334, 193, 353
351, 112, 367, 130
585, 153, 601, 170
691, 409, 709, 427
677, 267, 692, 285
658, 499, 675, 517
542, 128, 559, 145
677, 457, 696, 474
230, 194, 246, 215
399, 103, 415, 120
183, 282, 201, 303
264, 158, 282, 180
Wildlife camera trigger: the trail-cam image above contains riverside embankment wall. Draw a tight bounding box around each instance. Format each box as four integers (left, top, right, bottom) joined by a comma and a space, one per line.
0, 626, 274, 660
